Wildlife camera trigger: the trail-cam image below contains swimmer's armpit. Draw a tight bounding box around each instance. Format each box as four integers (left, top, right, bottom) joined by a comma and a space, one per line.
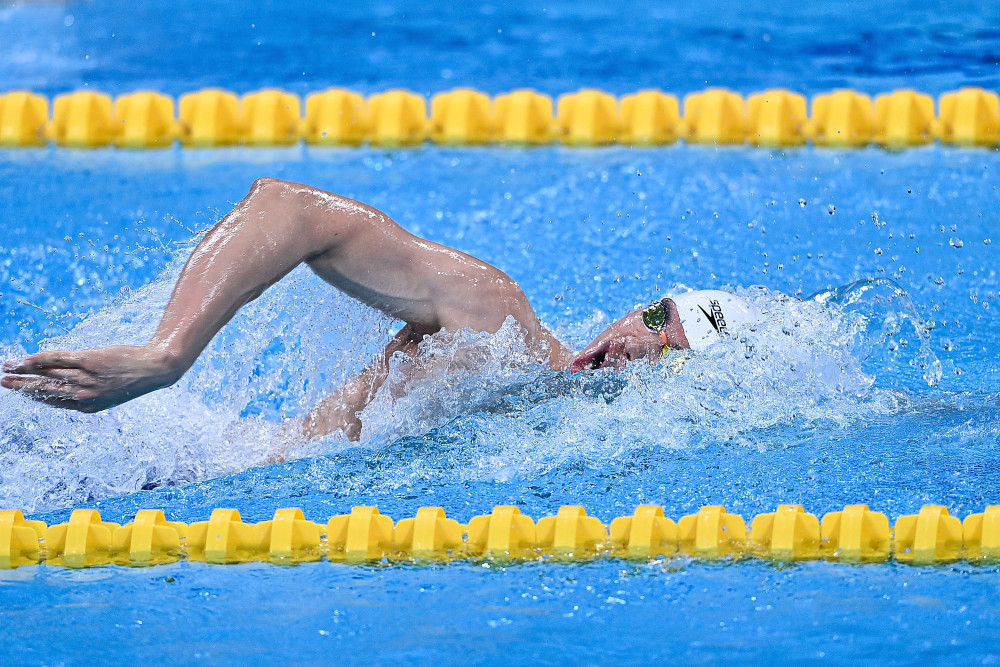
0, 346, 182, 412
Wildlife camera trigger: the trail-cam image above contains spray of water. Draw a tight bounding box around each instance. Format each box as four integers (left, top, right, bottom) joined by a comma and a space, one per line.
358, 284, 930, 486
0, 252, 394, 511
811, 277, 943, 389
0, 257, 941, 512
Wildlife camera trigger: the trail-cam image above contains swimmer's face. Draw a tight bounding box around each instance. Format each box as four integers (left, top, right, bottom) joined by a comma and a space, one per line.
570, 299, 690, 372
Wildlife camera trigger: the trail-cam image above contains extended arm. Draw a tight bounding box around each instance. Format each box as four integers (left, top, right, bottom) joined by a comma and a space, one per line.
2, 178, 569, 412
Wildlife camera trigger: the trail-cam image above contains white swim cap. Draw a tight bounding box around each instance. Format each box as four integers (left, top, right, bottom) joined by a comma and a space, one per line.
669, 290, 763, 351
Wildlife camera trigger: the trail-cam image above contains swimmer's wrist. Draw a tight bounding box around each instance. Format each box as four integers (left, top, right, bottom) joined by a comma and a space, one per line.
144, 345, 189, 385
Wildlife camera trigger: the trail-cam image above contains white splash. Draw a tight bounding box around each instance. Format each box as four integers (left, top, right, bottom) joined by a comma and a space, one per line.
0, 255, 394, 512
0, 268, 939, 513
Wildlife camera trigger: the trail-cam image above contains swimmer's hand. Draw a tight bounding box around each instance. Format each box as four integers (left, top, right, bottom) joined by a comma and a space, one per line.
0, 346, 181, 413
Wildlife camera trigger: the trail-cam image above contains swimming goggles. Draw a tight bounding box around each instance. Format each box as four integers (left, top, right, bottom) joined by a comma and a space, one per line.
641, 298, 672, 355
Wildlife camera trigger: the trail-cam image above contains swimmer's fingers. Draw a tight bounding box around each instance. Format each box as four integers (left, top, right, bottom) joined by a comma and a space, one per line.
2, 345, 168, 413
2, 350, 85, 375
3, 366, 88, 382
1, 374, 75, 396
1, 352, 90, 392
0, 374, 101, 411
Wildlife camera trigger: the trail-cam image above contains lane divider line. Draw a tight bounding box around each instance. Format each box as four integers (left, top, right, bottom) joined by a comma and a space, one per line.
3, 504, 1000, 568
1, 87, 998, 148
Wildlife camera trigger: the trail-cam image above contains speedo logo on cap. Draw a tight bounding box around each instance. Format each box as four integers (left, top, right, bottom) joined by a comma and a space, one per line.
698, 299, 727, 335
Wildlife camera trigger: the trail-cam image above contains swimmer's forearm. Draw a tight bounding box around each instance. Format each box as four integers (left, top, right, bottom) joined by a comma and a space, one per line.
2, 179, 554, 414
150, 176, 561, 376
147, 178, 358, 374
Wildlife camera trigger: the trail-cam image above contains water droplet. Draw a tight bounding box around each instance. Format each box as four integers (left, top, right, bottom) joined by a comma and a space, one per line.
827, 205, 836, 215
950, 237, 964, 249
934, 276, 945, 285
942, 339, 953, 351
798, 198, 807, 207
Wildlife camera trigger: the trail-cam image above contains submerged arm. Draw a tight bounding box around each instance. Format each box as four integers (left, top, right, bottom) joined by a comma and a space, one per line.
296, 326, 419, 441
2, 178, 566, 412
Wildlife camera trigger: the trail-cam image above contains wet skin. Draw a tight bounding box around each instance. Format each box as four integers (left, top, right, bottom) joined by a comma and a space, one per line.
570, 299, 690, 373
1, 179, 687, 437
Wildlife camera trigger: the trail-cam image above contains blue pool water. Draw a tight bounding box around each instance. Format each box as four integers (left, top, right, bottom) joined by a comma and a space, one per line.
3, 1, 1000, 664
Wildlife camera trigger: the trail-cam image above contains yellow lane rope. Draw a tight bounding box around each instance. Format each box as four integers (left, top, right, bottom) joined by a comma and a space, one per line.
2, 503, 996, 568
1, 86, 997, 149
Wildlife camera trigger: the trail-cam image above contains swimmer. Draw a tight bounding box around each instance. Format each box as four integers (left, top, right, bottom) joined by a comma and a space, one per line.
0, 179, 761, 439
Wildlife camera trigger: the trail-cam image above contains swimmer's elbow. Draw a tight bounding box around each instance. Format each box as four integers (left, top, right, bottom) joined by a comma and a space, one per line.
250, 175, 283, 192
247, 178, 335, 242
248, 177, 295, 212
244, 178, 380, 263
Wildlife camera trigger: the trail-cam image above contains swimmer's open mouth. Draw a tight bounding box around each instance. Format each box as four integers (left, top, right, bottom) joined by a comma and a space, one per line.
569, 347, 610, 373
